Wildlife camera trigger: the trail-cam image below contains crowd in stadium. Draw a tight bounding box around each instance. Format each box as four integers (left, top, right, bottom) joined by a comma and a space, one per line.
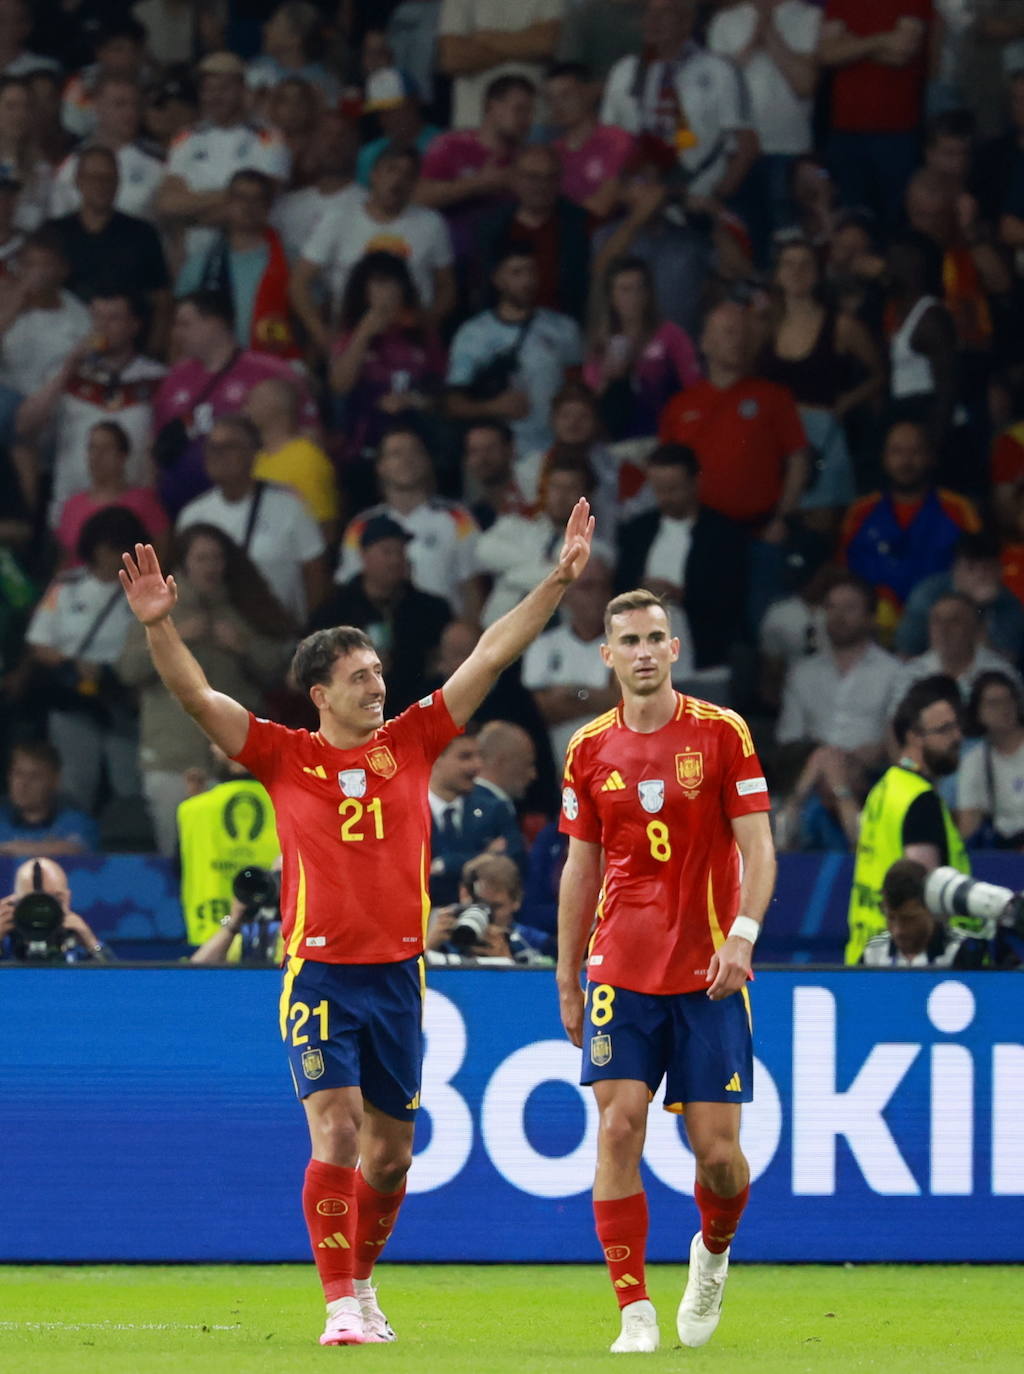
1, 0, 1024, 951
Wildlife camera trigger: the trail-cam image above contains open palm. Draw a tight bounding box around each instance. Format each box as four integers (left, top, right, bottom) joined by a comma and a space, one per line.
557, 498, 596, 583
119, 543, 178, 626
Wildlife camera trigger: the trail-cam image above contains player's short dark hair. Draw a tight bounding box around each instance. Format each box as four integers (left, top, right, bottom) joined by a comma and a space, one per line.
822, 572, 877, 618
483, 73, 536, 106
603, 587, 668, 639
547, 60, 591, 84
77, 505, 149, 565
9, 739, 62, 774
891, 673, 962, 747
291, 627, 378, 695
881, 859, 928, 912
648, 443, 699, 479
178, 289, 235, 330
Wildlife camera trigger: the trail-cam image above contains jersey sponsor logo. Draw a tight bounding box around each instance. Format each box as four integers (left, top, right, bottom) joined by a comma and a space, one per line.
301, 1048, 325, 1080
562, 785, 579, 820
367, 745, 398, 779
590, 1033, 612, 1066
306, 936, 326, 947
725, 1072, 742, 1092
603, 1244, 631, 1261
676, 751, 703, 795
316, 1198, 350, 1216
600, 770, 626, 792
637, 779, 665, 814
736, 776, 768, 796
338, 768, 367, 798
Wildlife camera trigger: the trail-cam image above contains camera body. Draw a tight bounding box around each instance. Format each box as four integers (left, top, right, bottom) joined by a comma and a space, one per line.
232, 865, 280, 923
924, 867, 1024, 941
10, 863, 67, 961
449, 898, 493, 952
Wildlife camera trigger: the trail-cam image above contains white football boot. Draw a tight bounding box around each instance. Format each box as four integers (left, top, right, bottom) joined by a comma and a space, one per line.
610, 1298, 660, 1353
319, 1296, 365, 1346
356, 1282, 396, 1342
676, 1230, 729, 1347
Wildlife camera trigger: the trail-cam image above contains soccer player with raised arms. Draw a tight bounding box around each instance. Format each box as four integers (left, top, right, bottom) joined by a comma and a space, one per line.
119, 498, 593, 1348
556, 588, 776, 1354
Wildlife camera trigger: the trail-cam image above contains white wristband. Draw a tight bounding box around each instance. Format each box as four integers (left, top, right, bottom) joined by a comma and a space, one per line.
729, 916, 760, 945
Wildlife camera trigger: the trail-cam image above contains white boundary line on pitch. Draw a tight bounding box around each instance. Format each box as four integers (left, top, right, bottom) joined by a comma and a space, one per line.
0, 1321, 241, 1331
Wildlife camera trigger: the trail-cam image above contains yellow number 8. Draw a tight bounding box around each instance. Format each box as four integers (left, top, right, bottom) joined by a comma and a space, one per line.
590, 984, 616, 1026
646, 820, 672, 862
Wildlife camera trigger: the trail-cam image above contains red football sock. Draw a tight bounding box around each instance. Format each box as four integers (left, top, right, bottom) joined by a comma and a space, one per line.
353, 1170, 407, 1281
302, 1159, 357, 1302
593, 1192, 650, 1308
695, 1180, 749, 1254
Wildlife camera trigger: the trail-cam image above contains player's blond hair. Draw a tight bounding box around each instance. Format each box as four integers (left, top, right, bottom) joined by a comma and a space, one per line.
603, 588, 668, 639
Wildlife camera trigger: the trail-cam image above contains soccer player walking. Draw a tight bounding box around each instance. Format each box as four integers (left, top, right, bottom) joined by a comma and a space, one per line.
120, 499, 593, 1347
556, 589, 776, 1353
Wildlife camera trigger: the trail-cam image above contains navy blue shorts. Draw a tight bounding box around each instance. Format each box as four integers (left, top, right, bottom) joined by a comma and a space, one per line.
580, 982, 753, 1110
279, 956, 424, 1119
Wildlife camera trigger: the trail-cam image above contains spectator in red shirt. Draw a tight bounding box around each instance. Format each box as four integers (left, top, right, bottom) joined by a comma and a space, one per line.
659, 299, 810, 629
817, 0, 930, 231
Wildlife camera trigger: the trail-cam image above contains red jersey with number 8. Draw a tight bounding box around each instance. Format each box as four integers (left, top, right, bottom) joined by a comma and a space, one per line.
559, 694, 772, 995
233, 692, 461, 964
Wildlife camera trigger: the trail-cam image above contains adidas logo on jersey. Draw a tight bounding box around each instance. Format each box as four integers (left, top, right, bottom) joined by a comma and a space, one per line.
318, 1232, 350, 1250
725, 1073, 742, 1092
303, 765, 328, 779
600, 771, 626, 792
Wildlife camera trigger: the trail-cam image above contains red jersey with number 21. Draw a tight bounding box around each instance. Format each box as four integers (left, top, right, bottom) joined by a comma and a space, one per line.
233, 691, 461, 965
559, 694, 771, 996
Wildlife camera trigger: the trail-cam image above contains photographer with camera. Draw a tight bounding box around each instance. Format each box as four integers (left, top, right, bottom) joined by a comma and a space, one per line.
427, 853, 549, 966
427, 731, 522, 906
0, 857, 111, 962
190, 859, 283, 965
861, 859, 984, 969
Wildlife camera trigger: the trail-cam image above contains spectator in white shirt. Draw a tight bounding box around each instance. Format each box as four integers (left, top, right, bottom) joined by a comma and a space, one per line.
600, 0, 759, 216
957, 671, 1024, 848
438, 0, 565, 130
289, 144, 455, 354
893, 593, 1022, 709
334, 423, 484, 620
51, 75, 165, 221
154, 51, 290, 262
176, 412, 328, 621
707, 0, 821, 262
522, 552, 620, 767
0, 227, 89, 398
271, 109, 358, 261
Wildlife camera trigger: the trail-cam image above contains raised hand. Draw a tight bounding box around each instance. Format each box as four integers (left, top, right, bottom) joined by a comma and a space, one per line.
120, 542, 178, 626
556, 498, 595, 585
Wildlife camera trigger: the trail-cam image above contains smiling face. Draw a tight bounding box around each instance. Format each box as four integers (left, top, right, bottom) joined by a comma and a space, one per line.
310, 646, 387, 737
601, 603, 678, 698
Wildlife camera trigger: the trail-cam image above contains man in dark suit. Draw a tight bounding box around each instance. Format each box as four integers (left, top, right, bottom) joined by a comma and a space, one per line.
616, 444, 748, 690
307, 514, 452, 714
427, 731, 524, 906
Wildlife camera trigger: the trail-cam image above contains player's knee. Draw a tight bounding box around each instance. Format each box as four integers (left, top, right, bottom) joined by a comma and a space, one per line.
694, 1139, 744, 1189
598, 1104, 646, 1158
311, 1108, 362, 1165
362, 1142, 413, 1193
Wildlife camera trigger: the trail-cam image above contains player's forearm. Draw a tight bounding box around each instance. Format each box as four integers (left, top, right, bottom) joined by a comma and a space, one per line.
145, 616, 214, 714
475, 567, 573, 676
556, 864, 601, 986
190, 926, 237, 964
734, 838, 777, 929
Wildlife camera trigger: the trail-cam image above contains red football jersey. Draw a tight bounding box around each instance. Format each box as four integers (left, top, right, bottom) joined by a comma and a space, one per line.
233, 692, 461, 964
558, 694, 772, 995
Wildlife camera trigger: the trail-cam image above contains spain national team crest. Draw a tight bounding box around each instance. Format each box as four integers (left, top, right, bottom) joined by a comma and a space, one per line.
337, 768, 367, 798
676, 751, 704, 797
301, 1048, 325, 1080
590, 1033, 612, 1067
637, 779, 665, 814
366, 745, 397, 779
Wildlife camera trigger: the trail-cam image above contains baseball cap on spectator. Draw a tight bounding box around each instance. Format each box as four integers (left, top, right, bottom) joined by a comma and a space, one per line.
360, 515, 413, 550
364, 68, 419, 112
198, 52, 247, 79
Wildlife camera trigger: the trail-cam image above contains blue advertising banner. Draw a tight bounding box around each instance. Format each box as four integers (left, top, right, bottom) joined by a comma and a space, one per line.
0, 969, 1020, 1263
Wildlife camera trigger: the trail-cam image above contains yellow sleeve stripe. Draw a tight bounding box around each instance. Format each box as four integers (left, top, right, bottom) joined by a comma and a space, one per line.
685, 699, 755, 757
563, 709, 618, 783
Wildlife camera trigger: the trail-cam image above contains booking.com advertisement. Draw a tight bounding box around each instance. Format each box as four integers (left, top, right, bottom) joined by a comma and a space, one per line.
0, 969, 1021, 1262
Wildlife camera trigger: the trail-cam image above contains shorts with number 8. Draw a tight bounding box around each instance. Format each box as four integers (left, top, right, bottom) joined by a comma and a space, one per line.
580, 980, 753, 1108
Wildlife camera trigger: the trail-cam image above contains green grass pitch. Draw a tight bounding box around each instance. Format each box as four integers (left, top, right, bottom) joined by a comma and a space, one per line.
1, 1263, 1020, 1373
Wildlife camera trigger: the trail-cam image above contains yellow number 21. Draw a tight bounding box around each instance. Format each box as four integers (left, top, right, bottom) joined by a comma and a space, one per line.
338, 797, 384, 842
